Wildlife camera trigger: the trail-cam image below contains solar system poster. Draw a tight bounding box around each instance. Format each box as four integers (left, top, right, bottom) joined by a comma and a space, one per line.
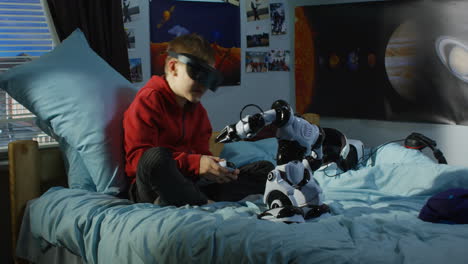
150, 0, 241, 86
295, 0, 468, 126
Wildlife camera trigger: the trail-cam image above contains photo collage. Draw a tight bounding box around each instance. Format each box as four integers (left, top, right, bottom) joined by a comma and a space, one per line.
122, 0, 144, 83
245, 0, 289, 73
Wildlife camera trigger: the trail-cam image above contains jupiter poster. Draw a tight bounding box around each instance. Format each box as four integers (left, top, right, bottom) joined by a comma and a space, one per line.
150, 0, 240, 86
295, 0, 468, 125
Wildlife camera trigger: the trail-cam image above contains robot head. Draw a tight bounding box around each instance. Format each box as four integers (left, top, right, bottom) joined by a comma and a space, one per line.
320, 128, 364, 172
263, 161, 323, 209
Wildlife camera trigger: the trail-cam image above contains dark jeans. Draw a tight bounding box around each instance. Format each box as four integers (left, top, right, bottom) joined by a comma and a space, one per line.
128, 147, 274, 207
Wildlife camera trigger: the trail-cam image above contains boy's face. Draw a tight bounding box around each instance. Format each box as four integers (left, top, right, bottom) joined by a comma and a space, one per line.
167, 59, 209, 105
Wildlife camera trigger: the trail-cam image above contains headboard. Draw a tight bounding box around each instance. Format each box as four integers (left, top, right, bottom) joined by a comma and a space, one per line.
8, 113, 319, 262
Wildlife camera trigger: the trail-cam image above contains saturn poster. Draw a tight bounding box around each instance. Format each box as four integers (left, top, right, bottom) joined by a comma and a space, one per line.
295, 0, 468, 126
149, 0, 240, 86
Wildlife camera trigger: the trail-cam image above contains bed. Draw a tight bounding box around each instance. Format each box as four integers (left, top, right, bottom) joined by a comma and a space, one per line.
9, 115, 323, 264
4, 29, 468, 264
9, 112, 468, 264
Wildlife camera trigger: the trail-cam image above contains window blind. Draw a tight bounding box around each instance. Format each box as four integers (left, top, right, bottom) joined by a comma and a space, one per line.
0, 0, 57, 149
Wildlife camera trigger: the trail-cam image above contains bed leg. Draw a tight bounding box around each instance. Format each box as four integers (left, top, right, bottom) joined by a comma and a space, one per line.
8, 140, 41, 264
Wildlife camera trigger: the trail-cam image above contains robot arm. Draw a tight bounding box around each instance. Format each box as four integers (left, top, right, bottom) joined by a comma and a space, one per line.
215, 108, 278, 143
215, 100, 292, 143
215, 100, 323, 159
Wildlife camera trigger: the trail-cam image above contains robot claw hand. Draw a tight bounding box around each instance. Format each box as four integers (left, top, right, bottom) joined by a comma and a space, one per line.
216, 124, 241, 143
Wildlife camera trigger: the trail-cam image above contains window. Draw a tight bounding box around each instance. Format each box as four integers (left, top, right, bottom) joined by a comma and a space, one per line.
0, 0, 58, 149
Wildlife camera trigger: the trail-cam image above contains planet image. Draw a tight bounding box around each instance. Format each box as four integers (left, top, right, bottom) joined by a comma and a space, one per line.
157, 5, 175, 29
347, 50, 359, 71
329, 53, 340, 69
368, 53, 376, 68
294, 6, 317, 114
384, 20, 419, 101
435, 36, 468, 83
318, 56, 325, 67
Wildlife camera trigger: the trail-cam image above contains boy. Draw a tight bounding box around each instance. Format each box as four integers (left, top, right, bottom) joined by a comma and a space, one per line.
123, 33, 273, 206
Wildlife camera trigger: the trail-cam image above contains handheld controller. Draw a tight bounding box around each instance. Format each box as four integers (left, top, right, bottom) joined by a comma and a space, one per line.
218, 160, 236, 172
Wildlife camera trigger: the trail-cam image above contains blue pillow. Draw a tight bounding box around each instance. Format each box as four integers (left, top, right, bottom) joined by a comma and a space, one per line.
368, 143, 436, 166
36, 119, 97, 191
0, 29, 137, 195
220, 138, 278, 168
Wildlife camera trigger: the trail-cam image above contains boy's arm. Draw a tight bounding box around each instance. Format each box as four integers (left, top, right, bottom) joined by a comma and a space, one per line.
124, 92, 161, 179
172, 112, 213, 179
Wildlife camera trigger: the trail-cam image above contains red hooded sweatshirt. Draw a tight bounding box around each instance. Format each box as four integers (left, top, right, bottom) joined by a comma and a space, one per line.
123, 75, 213, 183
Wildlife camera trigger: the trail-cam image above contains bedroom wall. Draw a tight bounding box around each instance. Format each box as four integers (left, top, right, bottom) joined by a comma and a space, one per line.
201, 0, 468, 168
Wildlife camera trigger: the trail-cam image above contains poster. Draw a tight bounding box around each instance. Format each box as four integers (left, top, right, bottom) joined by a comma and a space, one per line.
246, 0, 269, 22
295, 0, 468, 125
150, 0, 241, 86
268, 49, 290, 71
246, 24, 269, 48
270, 3, 286, 35
246, 51, 268, 73
125, 27, 136, 50
122, 0, 141, 23
129, 58, 143, 83
122, 0, 150, 86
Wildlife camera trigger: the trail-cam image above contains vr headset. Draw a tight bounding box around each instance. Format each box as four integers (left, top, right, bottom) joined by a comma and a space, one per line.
320, 128, 364, 172
168, 51, 223, 92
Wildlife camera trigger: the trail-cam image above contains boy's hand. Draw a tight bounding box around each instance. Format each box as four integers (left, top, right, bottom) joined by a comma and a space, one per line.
199, 155, 239, 183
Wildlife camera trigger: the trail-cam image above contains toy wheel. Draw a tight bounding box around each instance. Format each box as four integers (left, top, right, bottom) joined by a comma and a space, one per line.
266, 190, 292, 209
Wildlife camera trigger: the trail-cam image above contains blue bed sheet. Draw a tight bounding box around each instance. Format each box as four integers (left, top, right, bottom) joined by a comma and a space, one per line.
29, 143, 468, 264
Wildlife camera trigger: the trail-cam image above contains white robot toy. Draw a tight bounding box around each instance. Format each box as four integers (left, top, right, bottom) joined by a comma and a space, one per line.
215, 100, 330, 223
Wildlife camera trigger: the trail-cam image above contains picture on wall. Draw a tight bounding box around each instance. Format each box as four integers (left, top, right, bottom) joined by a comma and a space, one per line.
130, 58, 143, 83
246, 32, 269, 48
225, 0, 239, 6
150, 0, 241, 86
246, 0, 269, 22
268, 49, 290, 71
295, 0, 468, 126
270, 3, 286, 35
246, 24, 269, 48
125, 28, 136, 50
122, 0, 141, 23
246, 51, 268, 73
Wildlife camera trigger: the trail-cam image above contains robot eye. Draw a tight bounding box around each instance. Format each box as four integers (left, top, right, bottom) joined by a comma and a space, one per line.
267, 172, 275, 181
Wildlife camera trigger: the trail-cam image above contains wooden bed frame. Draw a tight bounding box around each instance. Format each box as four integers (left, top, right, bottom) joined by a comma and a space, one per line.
8, 113, 319, 263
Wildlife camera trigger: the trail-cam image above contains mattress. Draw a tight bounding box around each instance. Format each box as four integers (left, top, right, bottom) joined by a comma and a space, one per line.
22, 143, 468, 264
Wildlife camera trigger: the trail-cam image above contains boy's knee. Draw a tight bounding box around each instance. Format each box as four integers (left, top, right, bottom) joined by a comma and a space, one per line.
138, 147, 173, 171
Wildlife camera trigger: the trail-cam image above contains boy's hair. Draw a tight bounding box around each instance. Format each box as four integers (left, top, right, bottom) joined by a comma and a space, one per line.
166, 33, 215, 69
